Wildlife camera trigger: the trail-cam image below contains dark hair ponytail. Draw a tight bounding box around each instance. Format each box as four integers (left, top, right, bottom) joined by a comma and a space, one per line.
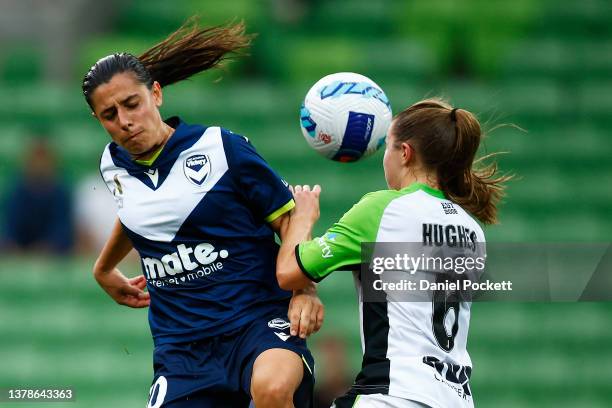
82, 17, 253, 110
392, 98, 512, 224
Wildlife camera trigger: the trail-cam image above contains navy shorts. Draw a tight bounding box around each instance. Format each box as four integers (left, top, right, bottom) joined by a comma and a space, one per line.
146, 310, 315, 407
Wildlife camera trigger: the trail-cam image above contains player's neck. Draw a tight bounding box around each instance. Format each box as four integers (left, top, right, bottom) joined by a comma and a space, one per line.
398, 168, 440, 191
132, 123, 175, 162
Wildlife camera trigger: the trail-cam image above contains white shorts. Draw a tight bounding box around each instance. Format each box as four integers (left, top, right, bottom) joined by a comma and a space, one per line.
333, 393, 431, 408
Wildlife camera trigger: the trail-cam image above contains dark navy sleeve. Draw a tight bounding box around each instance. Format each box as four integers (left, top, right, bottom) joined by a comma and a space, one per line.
223, 129, 294, 222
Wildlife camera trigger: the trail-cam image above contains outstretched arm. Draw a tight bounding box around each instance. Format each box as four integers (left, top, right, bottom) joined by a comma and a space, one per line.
93, 218, 150, 308
276, 185, 321, 290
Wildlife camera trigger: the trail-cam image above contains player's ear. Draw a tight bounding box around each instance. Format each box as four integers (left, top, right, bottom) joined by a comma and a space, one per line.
152, 81, 163, 107
401, 142, 413, 165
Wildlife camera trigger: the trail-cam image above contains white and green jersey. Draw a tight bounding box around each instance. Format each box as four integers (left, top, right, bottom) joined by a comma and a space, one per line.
297, 183, 485, 408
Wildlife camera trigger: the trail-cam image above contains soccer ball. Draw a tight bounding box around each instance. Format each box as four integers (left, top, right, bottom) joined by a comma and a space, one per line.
299, 72, 392, 162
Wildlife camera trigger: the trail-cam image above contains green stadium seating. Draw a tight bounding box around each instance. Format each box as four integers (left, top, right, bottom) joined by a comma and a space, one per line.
1, 1, 611, 406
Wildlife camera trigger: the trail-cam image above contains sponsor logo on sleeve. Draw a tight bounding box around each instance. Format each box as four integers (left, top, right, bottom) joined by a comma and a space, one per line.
317, 236, 334, 258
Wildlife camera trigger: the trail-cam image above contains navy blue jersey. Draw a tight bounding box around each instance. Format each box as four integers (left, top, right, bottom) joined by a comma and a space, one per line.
100, 117, 294, 346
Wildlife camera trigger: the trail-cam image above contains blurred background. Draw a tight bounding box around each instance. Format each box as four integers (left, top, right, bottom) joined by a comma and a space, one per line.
0, 0, 611, 407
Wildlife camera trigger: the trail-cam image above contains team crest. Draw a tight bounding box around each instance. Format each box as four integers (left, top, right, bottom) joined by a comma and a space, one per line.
268, 318, 291, 331
183, 154, 211, 186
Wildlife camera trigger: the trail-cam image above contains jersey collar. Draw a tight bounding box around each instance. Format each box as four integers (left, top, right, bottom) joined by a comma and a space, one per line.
401, 182, 446, 199
109, 116, 206, 172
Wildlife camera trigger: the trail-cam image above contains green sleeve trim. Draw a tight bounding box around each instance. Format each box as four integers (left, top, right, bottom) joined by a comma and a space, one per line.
265, 199, 295, 223
295, 244, 323, 283
134, 146, 164, 166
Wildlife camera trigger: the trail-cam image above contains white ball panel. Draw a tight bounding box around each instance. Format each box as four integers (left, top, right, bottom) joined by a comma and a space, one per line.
299, 72, 392, 162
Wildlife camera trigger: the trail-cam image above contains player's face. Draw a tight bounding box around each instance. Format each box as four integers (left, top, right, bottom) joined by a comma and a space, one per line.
90, 72, 165, 156
383, 126, 403, 190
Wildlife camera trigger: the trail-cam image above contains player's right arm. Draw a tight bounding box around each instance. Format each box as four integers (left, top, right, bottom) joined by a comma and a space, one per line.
93, 218, 150, 308
278, 188, 392, 289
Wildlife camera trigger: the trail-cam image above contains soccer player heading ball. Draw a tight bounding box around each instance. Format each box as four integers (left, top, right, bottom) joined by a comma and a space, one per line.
83, 18, 323, 408
278, 99, 512, 407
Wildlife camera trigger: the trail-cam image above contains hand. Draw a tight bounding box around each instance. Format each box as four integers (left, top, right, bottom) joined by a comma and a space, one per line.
288, 284, 324, 339
95, 270, 150, 308
290, 185, 321, 225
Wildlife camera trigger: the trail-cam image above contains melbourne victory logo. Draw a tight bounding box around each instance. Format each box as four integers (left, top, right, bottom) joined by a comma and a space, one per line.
183, 154, 211, 186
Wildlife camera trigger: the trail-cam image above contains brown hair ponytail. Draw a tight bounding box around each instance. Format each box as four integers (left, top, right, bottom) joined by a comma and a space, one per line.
83, 17, 253, 109
138, 17, 253, 88
392, 98, 512, 224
